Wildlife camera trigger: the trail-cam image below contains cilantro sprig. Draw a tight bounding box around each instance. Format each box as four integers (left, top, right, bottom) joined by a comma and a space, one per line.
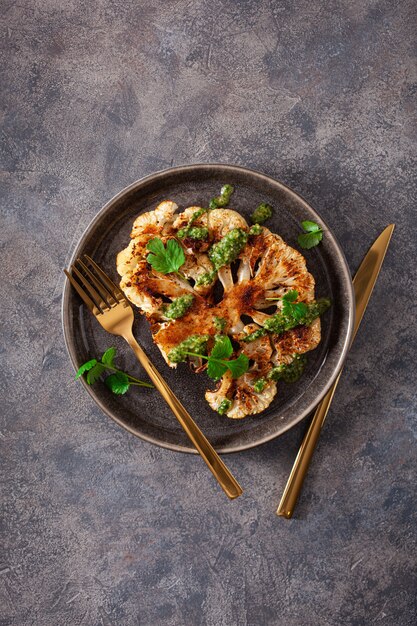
297, 220, 323, 249
146, 237, 186, 278
266, 289, 307, 320
76, 347, 153, 395
176, 335, 249, 381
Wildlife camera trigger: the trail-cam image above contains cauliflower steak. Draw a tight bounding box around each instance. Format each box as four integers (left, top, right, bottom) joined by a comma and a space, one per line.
117, 198, 329, 419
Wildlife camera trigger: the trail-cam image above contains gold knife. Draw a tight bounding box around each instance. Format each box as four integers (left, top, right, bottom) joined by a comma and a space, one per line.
276, 224, 395, 518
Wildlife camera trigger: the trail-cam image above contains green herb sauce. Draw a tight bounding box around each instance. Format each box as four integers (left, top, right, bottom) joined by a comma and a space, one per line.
251, 203, 273, 225
195, 270, 217, 287
242, 328, 267, 343
217, 398, 232, 414
263, 298, 331, 334
209, 184, 234, 209
267, 354, 308, 383
249, 224, 263, 235
208, 228, 248, 270
168, 335, 210, 363
177, 208, 208, 239
186, 226, 209, 240
164, 294, 194, 320
214, 316, 227, 332
253, 378, 267, 393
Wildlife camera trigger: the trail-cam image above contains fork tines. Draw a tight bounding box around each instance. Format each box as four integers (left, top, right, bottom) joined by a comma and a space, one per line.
64, 255, 126, 314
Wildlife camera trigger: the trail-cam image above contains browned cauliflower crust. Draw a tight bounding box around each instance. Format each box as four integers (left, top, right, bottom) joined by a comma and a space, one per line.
117, 201, 321, 418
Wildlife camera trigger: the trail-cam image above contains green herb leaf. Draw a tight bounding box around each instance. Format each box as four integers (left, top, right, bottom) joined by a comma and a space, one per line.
75, 346, 153, 393
207, 352, 249, 381
86, 363, 106, 384
211, 335, 233, 360
224, 354, 249, 378
75, 359, 98, 379
297, 221, 323, 249
297, 230, 323, 249
173, 334, 250, 380
207, 359, 229, 380
282, 290, 298, 302
281, 290, 308, 321
301, 220, 321, 233
291, 302, 309, 319
105, 372, 130, 394
101, 347, 116, 367
146, 237, 185, 274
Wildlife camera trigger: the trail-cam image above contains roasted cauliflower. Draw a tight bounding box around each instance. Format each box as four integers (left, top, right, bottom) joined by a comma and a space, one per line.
116, 194, 330, 419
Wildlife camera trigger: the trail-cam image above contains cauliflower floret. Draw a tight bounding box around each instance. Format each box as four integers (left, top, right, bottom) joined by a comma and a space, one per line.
239, 324, 273, 367
172, 206, 206, 230
207, 209, 248, 239
131, 201, 178, 237
270, 318, 321, 366
205, 367, 277, 419
180, 249, 215, 296
227, 375, 277, 419
252, 229, 315, 302
205, 371, 234, 412
172, 207, 248, 236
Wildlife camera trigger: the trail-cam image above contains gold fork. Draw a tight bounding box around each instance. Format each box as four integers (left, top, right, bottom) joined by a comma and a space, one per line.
64, 255, 243, 500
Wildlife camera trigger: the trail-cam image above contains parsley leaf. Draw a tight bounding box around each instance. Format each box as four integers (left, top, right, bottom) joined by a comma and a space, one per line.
223, 354, 249, 379
281, 290, 308, 321
207, 359, 228, 380
262, 293, 331, 335
297, 220, 323, 249
210, 335, 233, 360
207, 336, 249, 381
173, 334, 250, 381
282, 289, 298, 302
301, 220, 321, 233
105, 372, 130, 395
101, 347, 116, 367
86, 363, 106, 384
75, 347, 153, 393
298, 230, 323, 249
146, 237, 186, 275
75, 359, 97, 379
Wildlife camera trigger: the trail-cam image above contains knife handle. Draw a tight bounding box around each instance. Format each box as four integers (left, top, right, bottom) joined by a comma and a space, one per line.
276, 369, 342, 518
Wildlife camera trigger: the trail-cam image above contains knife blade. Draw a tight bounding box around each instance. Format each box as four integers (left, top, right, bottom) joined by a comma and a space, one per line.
276, 224, 395, 518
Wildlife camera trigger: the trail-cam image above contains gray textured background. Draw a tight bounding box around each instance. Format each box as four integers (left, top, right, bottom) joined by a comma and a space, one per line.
1, 1, 416, 625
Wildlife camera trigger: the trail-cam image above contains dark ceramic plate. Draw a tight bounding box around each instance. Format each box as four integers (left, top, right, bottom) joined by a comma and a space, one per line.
62, 164, 354, 453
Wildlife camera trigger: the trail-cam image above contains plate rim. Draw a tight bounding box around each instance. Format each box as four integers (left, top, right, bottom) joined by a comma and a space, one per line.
62, 163, 355, 454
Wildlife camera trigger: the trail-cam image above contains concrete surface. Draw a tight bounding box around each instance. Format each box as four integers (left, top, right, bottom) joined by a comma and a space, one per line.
1, 1, 416, 625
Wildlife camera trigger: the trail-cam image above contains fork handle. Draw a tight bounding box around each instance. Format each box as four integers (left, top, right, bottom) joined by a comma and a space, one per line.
123, 332, 243, 500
